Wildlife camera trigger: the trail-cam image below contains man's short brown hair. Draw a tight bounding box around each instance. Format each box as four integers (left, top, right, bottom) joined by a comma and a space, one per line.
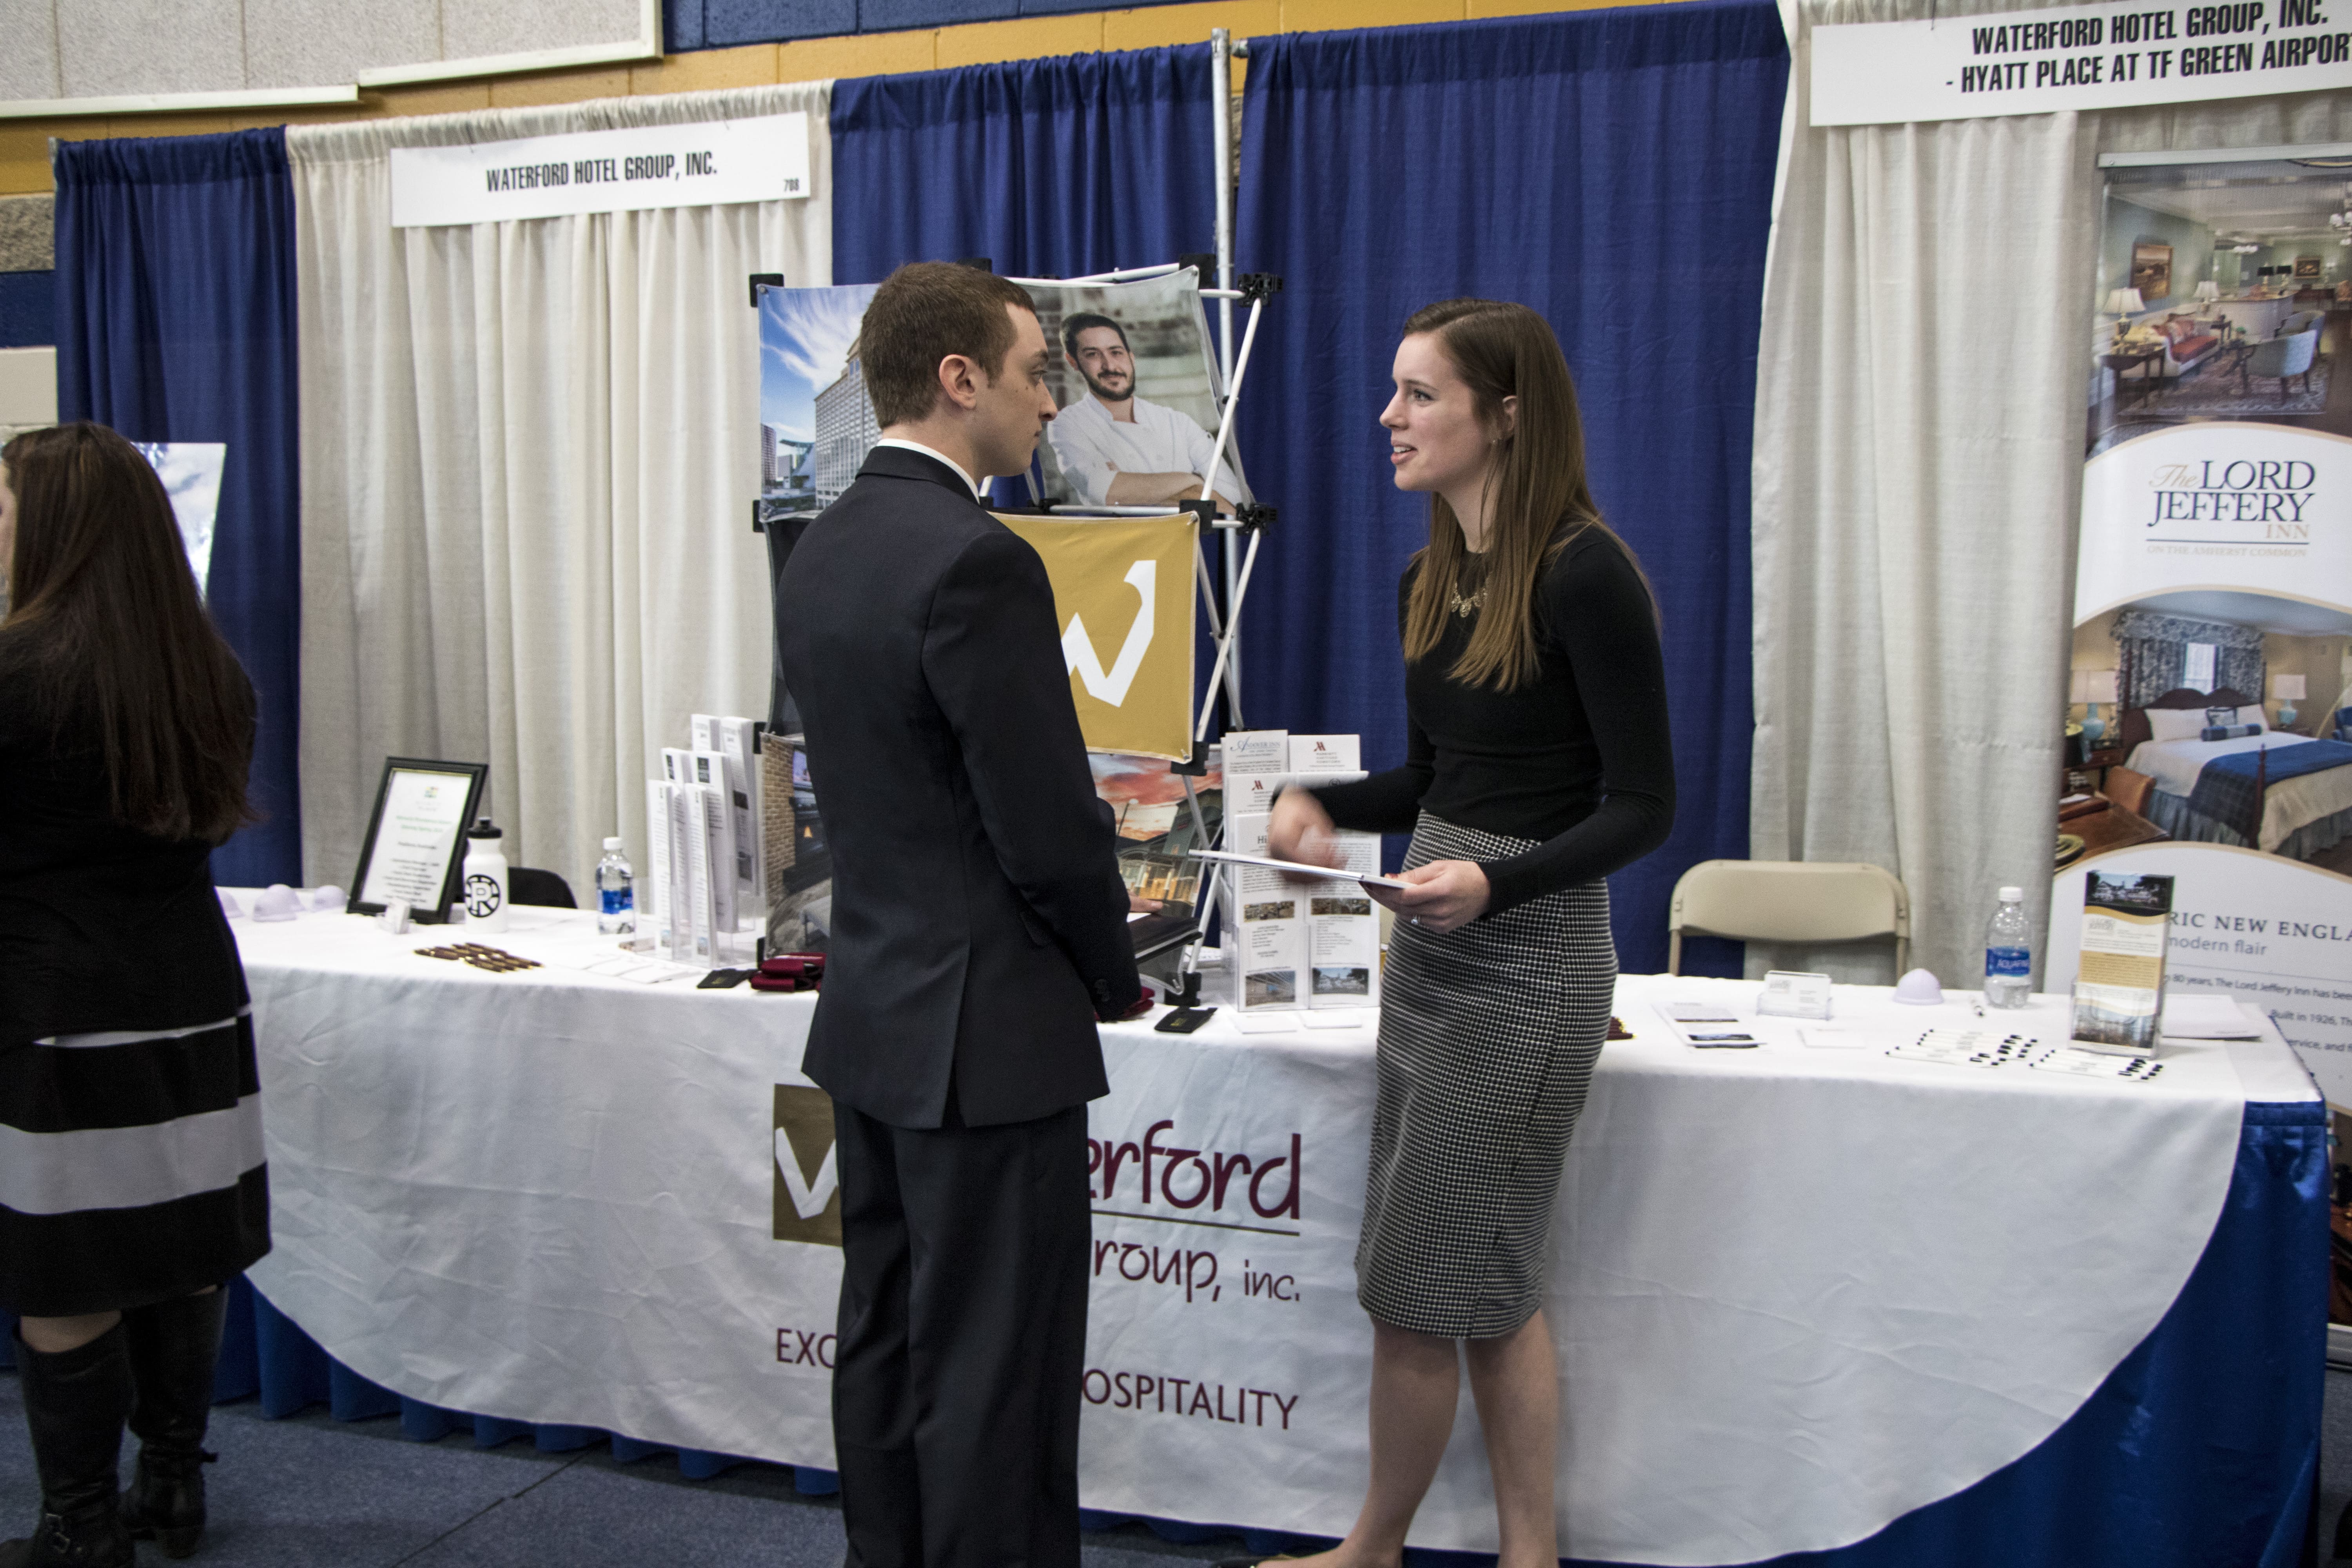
855, 263, 1040, 427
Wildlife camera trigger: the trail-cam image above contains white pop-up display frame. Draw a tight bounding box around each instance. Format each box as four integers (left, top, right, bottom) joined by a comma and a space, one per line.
1015, 259, 1284, 1000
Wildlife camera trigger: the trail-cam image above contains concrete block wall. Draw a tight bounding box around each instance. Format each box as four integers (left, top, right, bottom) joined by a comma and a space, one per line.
0, 194, 49, 350
0, 0, 643, 101
0, 345, 57, 443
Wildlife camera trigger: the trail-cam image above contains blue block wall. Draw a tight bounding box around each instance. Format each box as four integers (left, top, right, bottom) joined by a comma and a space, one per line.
669, 0, 1203, 48
0, 271, 54, 348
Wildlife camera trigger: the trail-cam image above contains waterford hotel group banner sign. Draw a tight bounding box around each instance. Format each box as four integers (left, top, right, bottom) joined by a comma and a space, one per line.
1811, 0, 2352, 124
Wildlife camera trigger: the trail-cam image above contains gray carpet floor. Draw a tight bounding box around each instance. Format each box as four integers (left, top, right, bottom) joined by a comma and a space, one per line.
2322, 1364, 2352, 1561
0, 1372, 1243, 1567
11, 1364, 2352, 1563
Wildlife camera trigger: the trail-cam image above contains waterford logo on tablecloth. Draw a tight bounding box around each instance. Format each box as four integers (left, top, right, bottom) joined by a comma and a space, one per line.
1089, 1118, 1302, 1227
773, 1085, 842, 1246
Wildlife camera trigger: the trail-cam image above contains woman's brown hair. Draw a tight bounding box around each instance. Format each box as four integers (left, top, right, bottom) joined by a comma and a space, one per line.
0, 422, 256, 842
1399, 298, 1644, 691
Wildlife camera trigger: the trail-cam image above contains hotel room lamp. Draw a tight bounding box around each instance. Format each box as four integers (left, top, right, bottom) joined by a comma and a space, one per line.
2080, 669, 2118, 745
2103, 288, 2145, 346
2194, 280, 2220, 313
2274, 673, 2307, 731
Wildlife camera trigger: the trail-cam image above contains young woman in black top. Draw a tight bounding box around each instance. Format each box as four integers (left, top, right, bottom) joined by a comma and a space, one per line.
1261, 300, 1673, 1568
0, 424, 270, 1568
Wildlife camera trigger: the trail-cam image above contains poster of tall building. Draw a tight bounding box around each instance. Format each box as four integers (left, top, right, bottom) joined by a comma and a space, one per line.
813, 358, 878, 506
756, 282, 877, 530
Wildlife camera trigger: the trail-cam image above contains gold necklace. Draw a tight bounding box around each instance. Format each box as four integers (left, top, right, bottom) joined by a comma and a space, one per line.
1449, 558, 1488, 618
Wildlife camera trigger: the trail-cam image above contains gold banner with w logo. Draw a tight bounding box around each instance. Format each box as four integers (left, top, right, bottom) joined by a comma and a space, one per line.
995, 512, 1198, 761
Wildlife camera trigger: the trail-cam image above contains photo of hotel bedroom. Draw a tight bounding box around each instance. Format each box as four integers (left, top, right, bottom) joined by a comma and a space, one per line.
2062, 591, 2352, 876
2087, 157, 2352, 458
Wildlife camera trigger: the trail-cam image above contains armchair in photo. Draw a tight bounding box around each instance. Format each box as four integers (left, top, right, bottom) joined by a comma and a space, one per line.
2239, 329, 2320, 401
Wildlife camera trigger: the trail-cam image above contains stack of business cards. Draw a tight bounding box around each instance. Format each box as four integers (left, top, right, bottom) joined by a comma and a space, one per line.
1885, 1028, 2040, 1069
2032, 1045, 2168, 1082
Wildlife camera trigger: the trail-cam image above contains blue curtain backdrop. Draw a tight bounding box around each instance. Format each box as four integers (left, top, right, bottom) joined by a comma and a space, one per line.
1237, 2, 1786, 975
831, 47, 1217, 284
53, 129, 303, 886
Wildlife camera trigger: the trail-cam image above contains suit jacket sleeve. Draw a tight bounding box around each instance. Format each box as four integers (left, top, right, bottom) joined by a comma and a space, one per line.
923, 528, 1144, 1020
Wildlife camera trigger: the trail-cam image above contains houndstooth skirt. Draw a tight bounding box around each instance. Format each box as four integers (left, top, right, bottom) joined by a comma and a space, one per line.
1356, 812, 1616, 1339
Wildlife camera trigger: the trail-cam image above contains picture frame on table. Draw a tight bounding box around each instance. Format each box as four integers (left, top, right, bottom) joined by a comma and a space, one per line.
348, 757, 489, 924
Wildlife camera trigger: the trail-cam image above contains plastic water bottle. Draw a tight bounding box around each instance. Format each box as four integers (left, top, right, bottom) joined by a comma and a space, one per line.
597, 837, 635, 936
1984, 886, 2033, 1009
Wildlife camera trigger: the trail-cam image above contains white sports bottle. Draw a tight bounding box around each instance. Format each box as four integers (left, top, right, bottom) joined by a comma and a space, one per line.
462, 818, 510, 933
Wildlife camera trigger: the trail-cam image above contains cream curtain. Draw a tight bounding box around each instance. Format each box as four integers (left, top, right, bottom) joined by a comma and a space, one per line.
1751, 0, 2352, 985
290, 83, 832, 898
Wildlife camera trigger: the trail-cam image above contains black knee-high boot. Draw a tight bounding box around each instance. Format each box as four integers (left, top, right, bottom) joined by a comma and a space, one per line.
0, 1323, 134, 1568
118, 1289, 228, 1561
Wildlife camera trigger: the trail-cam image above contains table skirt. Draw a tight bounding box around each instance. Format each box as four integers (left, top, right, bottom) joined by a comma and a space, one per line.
1, 1098, 2322, 1568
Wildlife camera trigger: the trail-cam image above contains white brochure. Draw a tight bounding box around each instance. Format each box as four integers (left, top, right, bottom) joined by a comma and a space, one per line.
717, 716, 764, 920
691, 751, 737, 937
661, 751, 703, 965
642, 779, 673, 955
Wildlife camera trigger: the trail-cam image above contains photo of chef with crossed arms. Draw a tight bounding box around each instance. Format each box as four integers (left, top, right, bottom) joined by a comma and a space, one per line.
1044, 307, 1247, 512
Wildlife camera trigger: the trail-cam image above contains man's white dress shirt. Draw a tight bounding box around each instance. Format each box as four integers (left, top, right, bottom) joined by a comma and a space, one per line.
1044, 394, 1243, 509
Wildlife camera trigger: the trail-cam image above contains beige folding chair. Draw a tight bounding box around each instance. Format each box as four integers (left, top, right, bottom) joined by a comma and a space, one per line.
1666, 860, 1910, 975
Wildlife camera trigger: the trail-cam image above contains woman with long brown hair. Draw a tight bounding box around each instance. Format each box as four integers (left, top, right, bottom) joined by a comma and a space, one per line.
1261, 300, 1674, 1565
0, 423, 270, 1568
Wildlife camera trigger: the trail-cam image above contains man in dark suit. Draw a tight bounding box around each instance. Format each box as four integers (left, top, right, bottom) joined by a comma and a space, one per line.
775, 262, 1146, 1568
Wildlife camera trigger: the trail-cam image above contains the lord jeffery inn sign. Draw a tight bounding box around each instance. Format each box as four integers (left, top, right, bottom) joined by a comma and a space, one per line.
1811, 0, 2352, 124
390, 113, 812, 227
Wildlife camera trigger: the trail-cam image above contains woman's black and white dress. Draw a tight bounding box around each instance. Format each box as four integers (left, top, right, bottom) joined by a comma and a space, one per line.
0, 680, 269, 1318
1310, 527, 1673, 1339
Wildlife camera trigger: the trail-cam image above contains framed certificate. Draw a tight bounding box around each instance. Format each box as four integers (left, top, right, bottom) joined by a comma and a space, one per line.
349, 758, 489, 923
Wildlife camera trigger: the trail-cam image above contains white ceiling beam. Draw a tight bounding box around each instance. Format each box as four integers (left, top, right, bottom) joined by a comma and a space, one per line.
0, 84, 360, 120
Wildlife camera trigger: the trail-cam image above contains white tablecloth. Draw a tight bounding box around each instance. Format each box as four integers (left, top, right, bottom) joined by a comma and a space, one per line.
229, 904, 2308, 1563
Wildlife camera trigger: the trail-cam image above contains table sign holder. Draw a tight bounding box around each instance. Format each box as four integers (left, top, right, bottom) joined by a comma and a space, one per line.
2069, 870, 2174, 1056
348, 757, 490, 926
1758, 970, 1834, 1020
